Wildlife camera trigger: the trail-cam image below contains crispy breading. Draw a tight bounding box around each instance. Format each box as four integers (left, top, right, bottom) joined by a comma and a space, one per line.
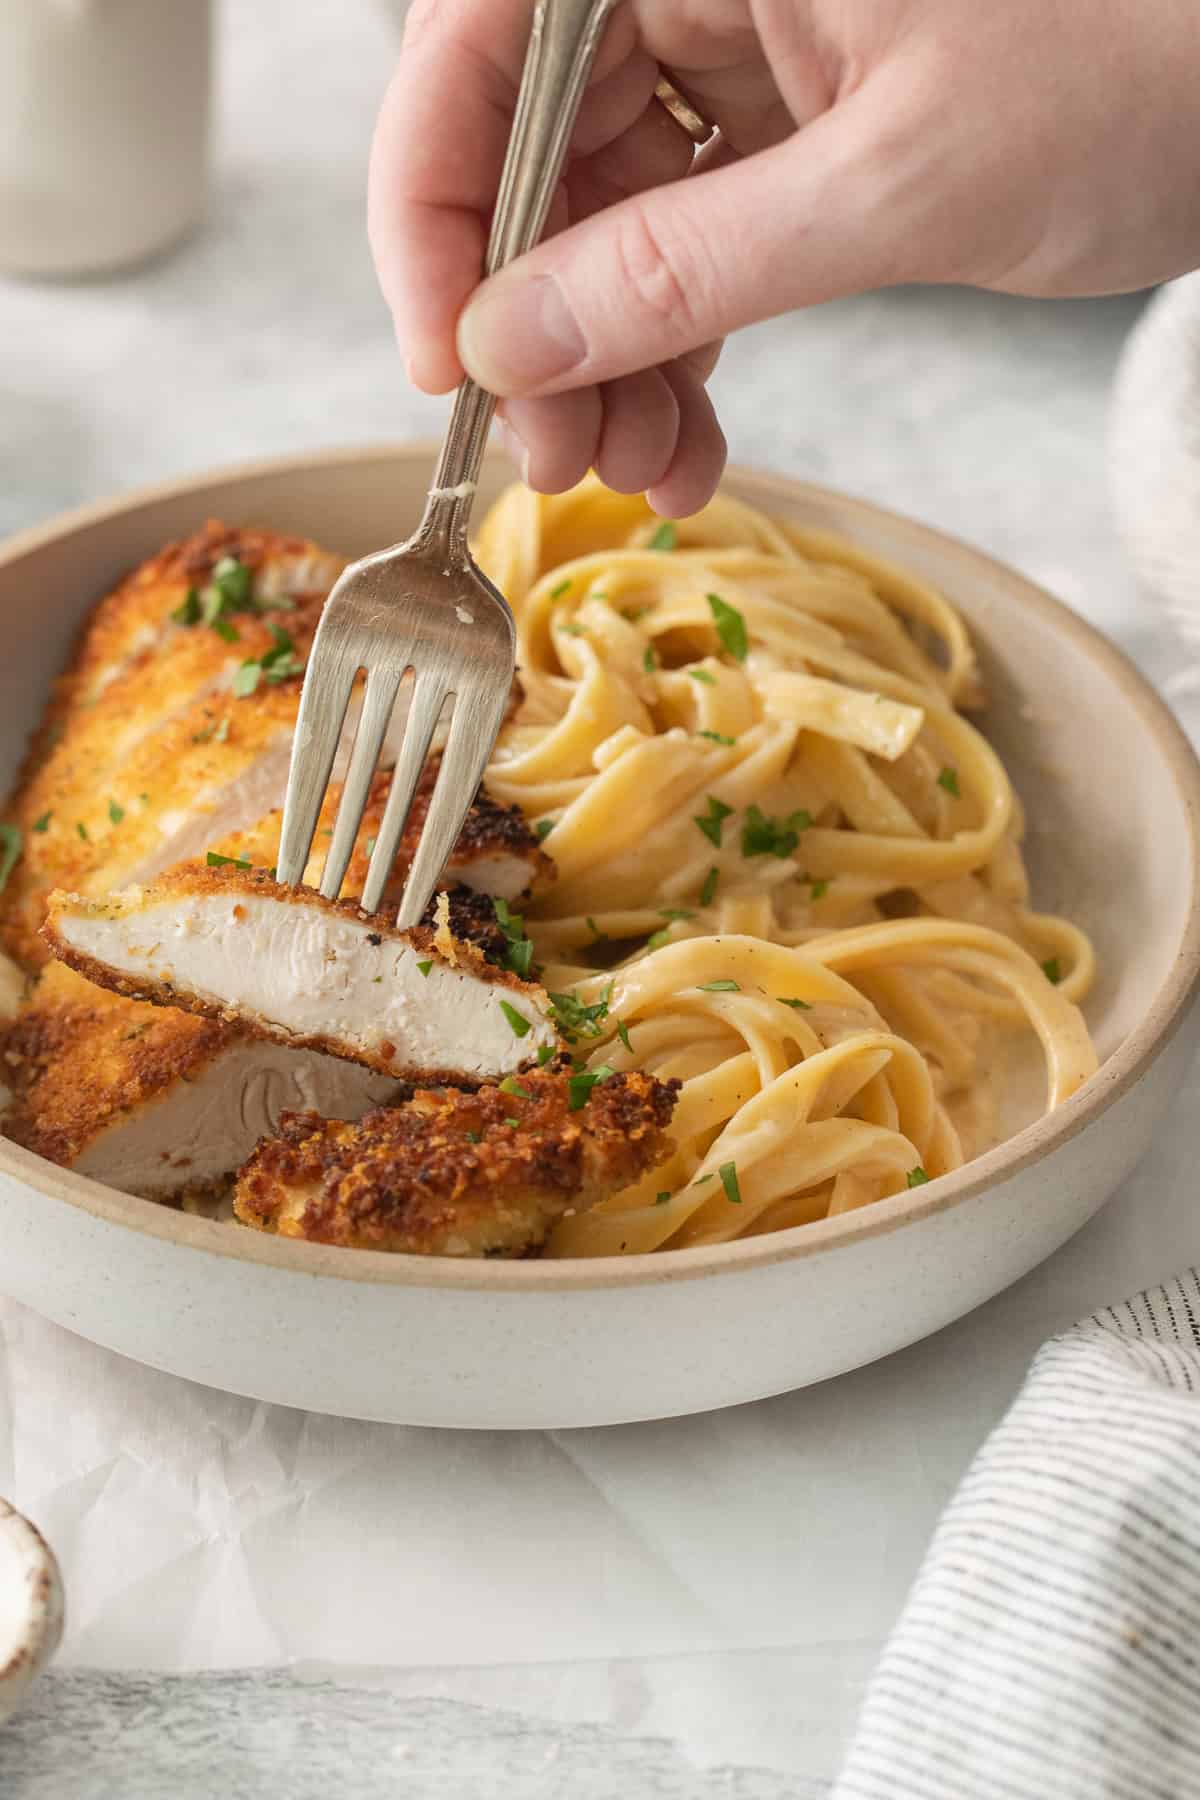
1, 522, 343, 969
43, 864, 559, 1083
234, 1070, 679, 1255
2, 959, 234, 1171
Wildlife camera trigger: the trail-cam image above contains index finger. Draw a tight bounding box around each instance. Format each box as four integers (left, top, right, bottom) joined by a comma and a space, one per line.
368, 0, 643, 393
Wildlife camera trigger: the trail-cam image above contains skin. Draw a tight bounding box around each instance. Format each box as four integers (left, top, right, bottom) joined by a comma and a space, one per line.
370, 0, 1200, 515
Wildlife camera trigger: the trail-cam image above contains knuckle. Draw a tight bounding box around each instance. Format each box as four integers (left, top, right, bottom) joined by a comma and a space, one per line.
610, 203, 709, 346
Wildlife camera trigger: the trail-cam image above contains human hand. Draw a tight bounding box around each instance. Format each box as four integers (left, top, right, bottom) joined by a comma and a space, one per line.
370, 0, 1200, 515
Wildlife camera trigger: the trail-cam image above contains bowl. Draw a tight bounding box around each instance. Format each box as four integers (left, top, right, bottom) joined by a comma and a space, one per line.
0, 1498, 63, 1724
1, 446, 1198, 1429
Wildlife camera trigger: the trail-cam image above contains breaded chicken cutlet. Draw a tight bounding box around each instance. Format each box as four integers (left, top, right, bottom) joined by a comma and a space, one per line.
235, 1070, 679, 1255
44, 865, 560, 1084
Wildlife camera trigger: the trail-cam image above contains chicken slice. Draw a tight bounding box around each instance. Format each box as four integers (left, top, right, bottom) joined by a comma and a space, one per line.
234, 1070, 679, 1256
43, 867, 560, 1084
2, 961, 398, 1199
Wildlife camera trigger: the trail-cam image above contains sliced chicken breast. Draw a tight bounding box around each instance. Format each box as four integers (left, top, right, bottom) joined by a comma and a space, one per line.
234, 1070, 679, 1255
2, 962, 397, 1199
44, 867, 560, 1084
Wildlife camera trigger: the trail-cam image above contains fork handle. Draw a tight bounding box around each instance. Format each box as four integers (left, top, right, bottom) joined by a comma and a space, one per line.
418, 0, 618, 560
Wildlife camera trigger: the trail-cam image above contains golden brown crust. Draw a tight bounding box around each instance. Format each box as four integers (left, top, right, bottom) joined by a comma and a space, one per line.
1, 961, 234, 1170
234, 1070, 678, 1255
41, 868, 554, 1084
1, 522, 342, 970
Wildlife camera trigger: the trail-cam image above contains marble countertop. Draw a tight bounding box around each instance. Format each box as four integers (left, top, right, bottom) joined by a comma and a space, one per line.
0, 2, 1191, 1795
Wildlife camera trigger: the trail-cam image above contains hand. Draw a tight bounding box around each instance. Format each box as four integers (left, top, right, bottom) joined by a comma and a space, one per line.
370, 0, 1200, 515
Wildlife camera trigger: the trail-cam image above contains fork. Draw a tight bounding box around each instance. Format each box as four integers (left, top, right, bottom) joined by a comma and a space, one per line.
276, 0, 617, 928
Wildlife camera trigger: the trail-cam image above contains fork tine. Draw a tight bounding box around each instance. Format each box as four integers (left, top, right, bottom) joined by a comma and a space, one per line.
318, 665, 404, 901
394, 676, 513, 931
276, 650, 359, 887
359, 672, 450, 917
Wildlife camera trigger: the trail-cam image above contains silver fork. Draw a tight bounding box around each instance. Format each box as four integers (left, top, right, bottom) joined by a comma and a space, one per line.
276, 0, 617, 928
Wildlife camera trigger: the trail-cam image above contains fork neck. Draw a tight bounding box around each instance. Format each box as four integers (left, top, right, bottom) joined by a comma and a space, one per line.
414, 378, 496, 564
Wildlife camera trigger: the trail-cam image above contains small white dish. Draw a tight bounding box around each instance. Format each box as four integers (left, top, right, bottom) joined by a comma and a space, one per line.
0, 1498, 63, 1724
1, 447, 1199, 1428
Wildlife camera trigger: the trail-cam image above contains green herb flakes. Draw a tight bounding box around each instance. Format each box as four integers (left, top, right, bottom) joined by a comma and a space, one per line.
694, 795, 733, 847
700, 867, 719, 907
107, 799, 125, 826
548, 985, 611, 1041
699, 979, 739, 993
498, 999, 532, 1038
615, 1019, 633, 1053
76, 822, 89, 842
698, 730, 736, 746
416, 959, 433, 978
536, 1044, 555, 1066
645, 929, 670, 951
688, 667, 716, 686
642, 647, 657, 674
465, 1130, 482, 1144
706, 594, 748, 661
499, 1077, 532, 1099
549, 578, 573, 599
719, 1160, 742, 1204
171, 588, 202, 626
32, 812, 52, 834
655, 1191, 672, 1205
648, 521, 677, 551
0, 824, 21, 892
906, 1166, 931, 1188
206, 851, 251, 870
777, 996, 812, 1010
567, 1064, 615, 1111
1042, 957, 1063, 984
809, 878, 829, 901
937, 766, 960, 798
535, 818, 555, 841
741, 804, 812, 859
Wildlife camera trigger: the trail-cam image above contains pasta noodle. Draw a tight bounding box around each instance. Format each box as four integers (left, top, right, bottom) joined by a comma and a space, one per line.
474, 474, 1098, 1257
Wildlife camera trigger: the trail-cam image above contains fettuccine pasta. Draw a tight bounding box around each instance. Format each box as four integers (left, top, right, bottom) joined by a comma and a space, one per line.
475, 475, 1098, 1256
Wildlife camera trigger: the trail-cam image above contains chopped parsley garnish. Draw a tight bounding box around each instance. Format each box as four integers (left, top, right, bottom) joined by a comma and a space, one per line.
741, 804, 812, 859
234, 624, 305, 699
688, 667, 716, 686
171, 588, 202, 626
76, 821, 89, 842
191, 716, 231, 746
655, 1191, 672, 1205
707, 593, 748, 661
364, 836, 377, 859
211, 555, 252, 608
549, 578, 573, 599
693, 1171, 717, 1186
1042, 957, 1063, 984
698, 730, 736, 746
498, 999, 532, 1038
536, 1044, 556, 1066
560, 622, 586, 637
567, 1064, 614, 1111
658, 907, 694, 921
699, 979, 739, 992
493, 897, 534, 977
498, 1077, 532, 1098
937, 766, 960, 798
648, 520, 677, 551
719, 1160, 742, 1204
0, 824, 21, 893
700, 866, 719, 907
416, 959, 433, 978
694, 795, 733, 847
809, 878, 829, 901
645, 928, 671, 951
548, 984, 612, 1041
615, 1018, 633, 1053
642, 647, 657, 673
777, 996, 812, 1010
504, 1117, 521, 1128
465, 1130, 482, 1144
535, 818, 555, 841
906, 1166, 931, 1188
32, 812, 52, 833
108, 799, 125, 826
586, 915, 606, 940
206, 851, 251, 870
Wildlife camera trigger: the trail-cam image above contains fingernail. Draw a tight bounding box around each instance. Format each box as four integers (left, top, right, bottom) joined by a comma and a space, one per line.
495, 416, 531, 483
459, 274, 586, 394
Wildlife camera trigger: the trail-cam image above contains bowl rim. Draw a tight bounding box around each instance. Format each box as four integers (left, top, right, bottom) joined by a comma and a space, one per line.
3, 441, 1199, 1293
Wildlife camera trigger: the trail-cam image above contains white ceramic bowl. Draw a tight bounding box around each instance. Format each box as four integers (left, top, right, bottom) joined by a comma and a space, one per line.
2, 447, 1198, 1429
0, 1498, 63, 1724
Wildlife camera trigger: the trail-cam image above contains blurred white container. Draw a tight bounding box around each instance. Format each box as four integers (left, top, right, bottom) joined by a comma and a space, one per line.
0, 0, 212, 278
1110, 276, 1200, 656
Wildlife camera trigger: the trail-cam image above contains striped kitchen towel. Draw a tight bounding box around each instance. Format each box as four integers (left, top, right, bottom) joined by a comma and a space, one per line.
832, 1272, 1200, 1800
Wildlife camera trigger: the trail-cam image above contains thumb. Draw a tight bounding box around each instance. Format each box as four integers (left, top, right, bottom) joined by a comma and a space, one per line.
456, 87, 917, 398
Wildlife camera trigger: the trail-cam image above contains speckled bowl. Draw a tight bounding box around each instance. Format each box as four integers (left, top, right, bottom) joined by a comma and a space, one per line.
1, 446, 1199, 1429
0, 1499, 64, 1724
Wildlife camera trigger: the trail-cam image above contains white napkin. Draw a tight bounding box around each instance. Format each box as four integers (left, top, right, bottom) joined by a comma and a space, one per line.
832, 1270, 1200, 1799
